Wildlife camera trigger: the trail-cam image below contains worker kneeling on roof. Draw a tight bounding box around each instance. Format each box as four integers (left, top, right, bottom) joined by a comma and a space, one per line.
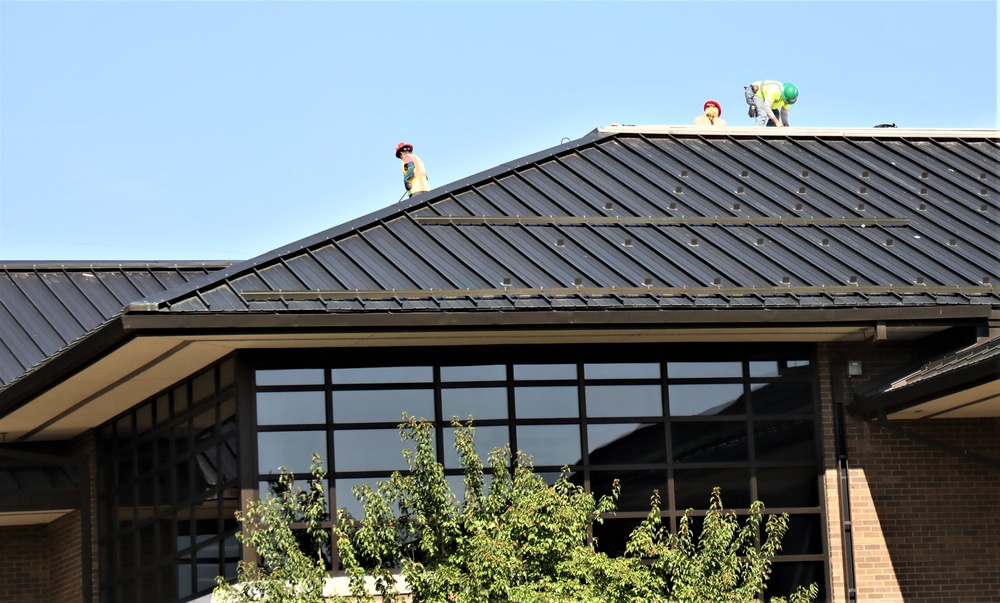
396, 142, 430, 198
745, 81, 797, 127
694, 100, 727, 126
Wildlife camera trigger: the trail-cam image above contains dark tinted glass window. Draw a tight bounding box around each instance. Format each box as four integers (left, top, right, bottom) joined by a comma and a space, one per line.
588, 423, 665, 465
516, 425, 581, 467
674, 468, 751, 509
672, 421, 748, 463
515, 386, 578, 418
442, 387, 508, 421
332, 389, 434, 424
754, 420, 816, 462
256, 368, 325, 386
258, 430, 326, 474
513, 364, 576, 380
441, 364, 506, 382
444, 425, 510, 468
334, 429, 414, 472
590, 469, 666, 512
668, 361, 742, 379
331, 366, 432, 384
587, 385, 662, 417
669, 383, 746, 416
584, 362, 660, 379
257, 391, 326, 425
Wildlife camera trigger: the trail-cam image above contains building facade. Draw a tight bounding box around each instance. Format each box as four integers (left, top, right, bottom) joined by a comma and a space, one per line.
2, 126, 998, 603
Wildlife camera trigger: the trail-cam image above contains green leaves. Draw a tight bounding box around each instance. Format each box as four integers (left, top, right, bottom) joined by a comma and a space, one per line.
214, 454, 330, 603
220, 418, 817, 603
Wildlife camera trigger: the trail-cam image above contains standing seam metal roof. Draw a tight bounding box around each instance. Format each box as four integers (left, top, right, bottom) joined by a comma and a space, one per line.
144, 128, 998, 315
0, 262, 234, 387
1, 128, 997, 392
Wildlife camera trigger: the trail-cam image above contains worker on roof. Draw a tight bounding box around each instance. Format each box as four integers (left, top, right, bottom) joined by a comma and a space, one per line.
693, 100, 727, 126
745, 81, 798, 127
395, 142, 430, 198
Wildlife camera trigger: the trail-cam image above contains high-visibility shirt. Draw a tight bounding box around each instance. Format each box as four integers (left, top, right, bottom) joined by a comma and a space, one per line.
401, 153, 430, 195
752, 80, 789, 111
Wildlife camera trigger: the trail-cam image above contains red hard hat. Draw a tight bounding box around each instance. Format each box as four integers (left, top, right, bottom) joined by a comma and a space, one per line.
704, 100, 722, 116
395, 142, 413, 158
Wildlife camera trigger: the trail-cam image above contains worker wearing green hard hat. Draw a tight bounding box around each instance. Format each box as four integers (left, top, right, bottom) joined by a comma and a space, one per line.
745, 81, 797, 127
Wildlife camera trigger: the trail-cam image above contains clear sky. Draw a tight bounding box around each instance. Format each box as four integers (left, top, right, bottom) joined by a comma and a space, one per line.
1, 0, 996, 262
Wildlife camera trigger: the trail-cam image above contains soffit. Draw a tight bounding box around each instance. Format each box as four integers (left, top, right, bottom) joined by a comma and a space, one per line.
4, 321, 891, 442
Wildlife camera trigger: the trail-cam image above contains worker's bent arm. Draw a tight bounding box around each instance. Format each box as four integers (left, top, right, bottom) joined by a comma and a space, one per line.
780, 107, 790, 127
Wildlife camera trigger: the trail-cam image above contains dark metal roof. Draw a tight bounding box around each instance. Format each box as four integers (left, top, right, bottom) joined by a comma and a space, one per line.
137, 128, 998, 315
1, 127, 997, 398
0, 262, 233, 387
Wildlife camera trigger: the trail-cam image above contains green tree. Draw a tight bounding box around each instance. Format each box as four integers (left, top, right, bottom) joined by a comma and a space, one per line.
214, 454, 330, 603
216, 417, 816, 602
332, 416, 818, 603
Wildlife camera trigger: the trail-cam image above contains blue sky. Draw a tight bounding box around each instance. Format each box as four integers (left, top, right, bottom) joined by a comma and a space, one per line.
1, 1, 996, 261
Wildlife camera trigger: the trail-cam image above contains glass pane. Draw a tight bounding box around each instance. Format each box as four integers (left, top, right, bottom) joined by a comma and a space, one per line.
749, 360, 811, 379
332, 389, 434, 424
592, 518, 645, 557
765, 561, 826, 602
177, 556, 193, 599
334, 477, 390, 519
136, 404, 154, 436
584, 362, 660, 380
257, 431, 327, 474
588, 423, 665, 465
674, 468, 751, 509
751, 382, 813, 415
334, 429, 416, 472
514, 386, 578, 418
173, 383, 189, 413
590, 469, 666, 512
219, 358, 236, 390
515, 425, 581, 467
442, 387, 508, 421
668, 361, 742, 379
331, 366, 432, 384
446, 473, 493, 507
513, 364, 577, 380
754, 420, 816, 462
756, 467, 819, 507
444, 425, 510, 468
441, 365, 506, 382
586, 385, 662, 417
192, 370, 216, 404
256, 368, 325, 386
672, 421, 748, 463
257, 391, 326, 425
219, 398, 237, 434
669, 384, 745, 416
779, 514, 824, 555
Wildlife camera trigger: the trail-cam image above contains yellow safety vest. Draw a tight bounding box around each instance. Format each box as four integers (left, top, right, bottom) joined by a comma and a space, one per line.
752, 80, 788, 110
401, 153, 430, 195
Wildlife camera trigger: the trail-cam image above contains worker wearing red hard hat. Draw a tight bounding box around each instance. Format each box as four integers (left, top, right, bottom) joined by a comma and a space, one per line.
395, 142, 430, 198
693, 100, 727, 126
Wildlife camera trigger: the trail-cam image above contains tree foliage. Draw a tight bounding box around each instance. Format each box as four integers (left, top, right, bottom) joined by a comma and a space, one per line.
332, 416, 818, 603
214, 454, 330, 603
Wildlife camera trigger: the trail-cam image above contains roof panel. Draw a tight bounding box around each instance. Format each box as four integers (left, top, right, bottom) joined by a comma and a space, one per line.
0, 262, 232, 386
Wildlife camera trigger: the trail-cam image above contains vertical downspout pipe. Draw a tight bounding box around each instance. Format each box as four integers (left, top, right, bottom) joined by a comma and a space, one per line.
831, 363, 858, 602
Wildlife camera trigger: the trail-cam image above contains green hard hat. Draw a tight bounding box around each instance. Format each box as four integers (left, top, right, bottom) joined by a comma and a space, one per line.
782, 83, 799, 104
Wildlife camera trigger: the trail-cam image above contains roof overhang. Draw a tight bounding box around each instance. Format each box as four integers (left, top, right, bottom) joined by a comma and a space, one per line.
2, 304, 992, 442
850, 337, 1000, 420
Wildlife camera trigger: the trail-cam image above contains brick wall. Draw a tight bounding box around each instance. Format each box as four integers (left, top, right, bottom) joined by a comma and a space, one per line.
820, 342, 1000, 603
0, 432, 99, 603
0, 525, 49, 602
